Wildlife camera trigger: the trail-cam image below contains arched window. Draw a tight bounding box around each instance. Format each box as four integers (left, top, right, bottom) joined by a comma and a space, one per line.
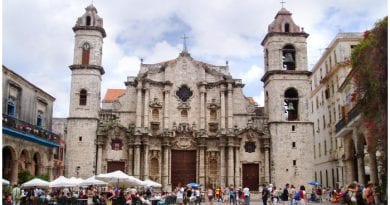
265, 49, 269, 68
82, 42, 90, 65
282, 45, 296, 70
284, 88, 298, 121
152, 109, 159, 121
86, 16, 91, 26
284, 23, 290, 32
7, 97, 16, 116
79, 89, 87, 105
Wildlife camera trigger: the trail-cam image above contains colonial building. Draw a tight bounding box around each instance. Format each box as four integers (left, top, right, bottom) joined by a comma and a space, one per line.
2, 65, 63, 184
65, 5, 315, 191
309, 33, 363, 188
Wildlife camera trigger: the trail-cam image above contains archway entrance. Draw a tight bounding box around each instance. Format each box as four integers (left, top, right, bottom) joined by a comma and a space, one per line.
171, 150, 196, 188
3, 147, 14, 180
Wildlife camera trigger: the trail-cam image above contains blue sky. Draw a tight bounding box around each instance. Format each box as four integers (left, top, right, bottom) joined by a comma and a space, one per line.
3, 0, 387, 117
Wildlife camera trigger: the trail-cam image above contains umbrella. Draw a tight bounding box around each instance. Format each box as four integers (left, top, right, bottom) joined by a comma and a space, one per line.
49, 176, 78, 188
2, 178, 10, 185
80, 176, 107, 186
308, 181, 321, 186
96, 170, 144, 187
22, 178, 49, 188
186, 182, 200, 187
143, 179, 162, 188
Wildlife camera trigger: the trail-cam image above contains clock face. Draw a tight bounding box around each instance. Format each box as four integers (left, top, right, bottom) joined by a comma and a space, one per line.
83, 43, 90, 50
246, 105, 255, 113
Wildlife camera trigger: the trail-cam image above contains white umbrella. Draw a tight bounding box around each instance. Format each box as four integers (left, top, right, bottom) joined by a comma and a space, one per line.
143, 179, 162, 188
96, 170, 144, 187
80, 176, 107, 186
68, 177, 83, 187
22, 178, 49, 188
49, 176, 78, 188
2, 178, 10, 185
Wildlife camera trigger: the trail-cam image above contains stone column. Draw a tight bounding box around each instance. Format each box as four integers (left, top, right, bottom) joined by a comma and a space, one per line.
220, 85, 226, 130
227, 138, 234, 186
199, 142, 206, 187
136, 83, 143, 128
144, 82, 150, 130
143, 140, 150, 179
227, 83, 233, 129
234, 145, 240, 187
220, 143, 226, 188
12, 160, 18, 185
353, 128, 365, 184
96, 143, 103, 174
162, 142, 170, 191
134, 137, 142, 178
343, 136, 356, 185
264, 141, 270, 184
163, 86, 170, 129
127, 144, 134, 175
200, 85, 206, 130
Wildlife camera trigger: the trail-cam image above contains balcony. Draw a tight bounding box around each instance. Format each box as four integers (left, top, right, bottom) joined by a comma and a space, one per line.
335, 105, 361, 135
2, 113, 60, 148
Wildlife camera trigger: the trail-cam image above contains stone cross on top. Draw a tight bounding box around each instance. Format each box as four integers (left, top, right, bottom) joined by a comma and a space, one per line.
280, 0, 286, 8
181, 34, 189, 53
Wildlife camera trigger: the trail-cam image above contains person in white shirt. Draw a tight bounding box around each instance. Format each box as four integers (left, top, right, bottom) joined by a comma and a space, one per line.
176, 187, 184, 205
243, 187, 250, 205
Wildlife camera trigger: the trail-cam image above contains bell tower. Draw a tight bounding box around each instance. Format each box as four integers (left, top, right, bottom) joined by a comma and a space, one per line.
66, 4, 106, 178
261, 7, 314, 186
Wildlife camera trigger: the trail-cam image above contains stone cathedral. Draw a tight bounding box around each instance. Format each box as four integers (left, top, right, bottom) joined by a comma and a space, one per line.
65, 5, 313, 191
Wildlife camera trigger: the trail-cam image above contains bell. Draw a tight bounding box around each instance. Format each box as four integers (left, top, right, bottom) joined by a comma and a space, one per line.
283, 53, 294, 64
287, 102, 295, 111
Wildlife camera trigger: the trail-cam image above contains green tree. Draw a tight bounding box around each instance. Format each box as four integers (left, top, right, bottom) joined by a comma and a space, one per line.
351, 16, 387, 202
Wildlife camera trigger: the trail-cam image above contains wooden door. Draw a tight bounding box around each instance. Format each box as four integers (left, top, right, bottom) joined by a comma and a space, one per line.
242, 163, 259, 191
171, 150, 196, 187
107, 161, 125, 173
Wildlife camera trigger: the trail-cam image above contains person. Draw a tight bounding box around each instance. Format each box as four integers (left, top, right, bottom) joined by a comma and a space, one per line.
194, 188, 201, 205
261, 184, 270, 205
12, 184, 22, 205
364, 182, 374, 205
242, 187, 250, 205
223, 187, 229, 204
87, 185, 95, 205
229, 187, 235, 205
298, 185, 307, 205
289, 185, 296, 205
106, 185, 115, 205
176, 186, 184, 205
280, 184, 289, 205
271, 186, 278, 205
207, 188, 214, 205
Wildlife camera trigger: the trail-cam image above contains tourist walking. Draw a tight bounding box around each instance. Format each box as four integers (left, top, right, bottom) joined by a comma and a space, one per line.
12, 184, 22, 205
243, 187, 250, 205
261, 184, 270, 205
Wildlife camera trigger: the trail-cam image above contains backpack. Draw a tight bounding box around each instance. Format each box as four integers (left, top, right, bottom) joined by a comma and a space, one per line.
293, 191, 301, 200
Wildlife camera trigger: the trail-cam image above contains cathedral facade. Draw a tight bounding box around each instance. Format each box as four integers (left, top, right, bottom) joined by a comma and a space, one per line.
65, 5, 313, 191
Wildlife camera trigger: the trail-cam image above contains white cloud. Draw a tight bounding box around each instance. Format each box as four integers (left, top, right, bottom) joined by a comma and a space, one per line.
238, 65, 264, 85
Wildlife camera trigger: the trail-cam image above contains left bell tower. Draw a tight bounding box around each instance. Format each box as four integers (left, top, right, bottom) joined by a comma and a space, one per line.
66, 4, 106, 178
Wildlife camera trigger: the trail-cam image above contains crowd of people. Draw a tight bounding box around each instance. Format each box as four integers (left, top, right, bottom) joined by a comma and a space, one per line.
3, 180, 378, 205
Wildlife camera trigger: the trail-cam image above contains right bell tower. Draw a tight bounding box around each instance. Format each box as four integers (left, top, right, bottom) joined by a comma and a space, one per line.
261, 7, 314, 187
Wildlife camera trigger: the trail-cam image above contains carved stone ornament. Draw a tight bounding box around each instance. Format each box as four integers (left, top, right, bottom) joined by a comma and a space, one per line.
149, 98, 163, 108
171, 136, 197, 150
